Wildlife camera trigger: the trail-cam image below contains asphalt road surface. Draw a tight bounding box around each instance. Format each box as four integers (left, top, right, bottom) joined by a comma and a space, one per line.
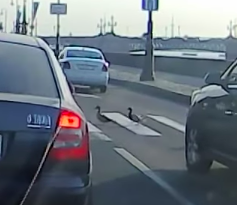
112, 65, 204, 87
74, 85, 237, 205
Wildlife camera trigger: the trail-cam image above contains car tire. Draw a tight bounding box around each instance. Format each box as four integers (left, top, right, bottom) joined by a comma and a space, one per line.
100, 86, 107, 93
185, 123, 213, 174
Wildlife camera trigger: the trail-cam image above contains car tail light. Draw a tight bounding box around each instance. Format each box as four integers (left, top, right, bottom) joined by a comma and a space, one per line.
49, 109, 89, 161
102, 64, 108, 72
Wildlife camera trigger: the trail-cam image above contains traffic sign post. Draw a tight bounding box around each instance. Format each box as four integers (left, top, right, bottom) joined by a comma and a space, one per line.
50, 2, 67, 58
140, 0, 158, 81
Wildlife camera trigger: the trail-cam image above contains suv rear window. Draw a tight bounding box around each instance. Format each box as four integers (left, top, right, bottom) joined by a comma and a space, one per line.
0, 42, 58, 98
66, 49, 103, 59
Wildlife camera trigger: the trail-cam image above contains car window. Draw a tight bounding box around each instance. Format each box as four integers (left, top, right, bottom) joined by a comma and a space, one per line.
66, 49, 103, 59
0, 42, 58, 98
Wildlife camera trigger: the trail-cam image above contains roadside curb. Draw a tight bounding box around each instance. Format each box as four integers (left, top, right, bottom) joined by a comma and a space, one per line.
109, 78, 190, 106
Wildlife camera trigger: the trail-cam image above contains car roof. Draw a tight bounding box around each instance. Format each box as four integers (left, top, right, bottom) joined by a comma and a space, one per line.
0, 33, 46, 48
63, 46, 102, 53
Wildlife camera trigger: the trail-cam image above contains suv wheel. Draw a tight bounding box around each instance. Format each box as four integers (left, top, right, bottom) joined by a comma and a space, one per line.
100, 86, 107, 93
185, 125, 213, 174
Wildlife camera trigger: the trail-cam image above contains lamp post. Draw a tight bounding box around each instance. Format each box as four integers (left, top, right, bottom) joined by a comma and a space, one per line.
0, 8, 7, 32
21, 0, 28, 35
11, 0, 21, 33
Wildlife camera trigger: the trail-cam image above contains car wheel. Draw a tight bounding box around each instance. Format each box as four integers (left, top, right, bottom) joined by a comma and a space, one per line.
100, 86, 107, 93
185, 125, 213, 174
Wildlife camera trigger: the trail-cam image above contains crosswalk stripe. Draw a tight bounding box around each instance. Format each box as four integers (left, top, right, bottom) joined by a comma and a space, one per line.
147, 115, 185, 132
93, 132, 112, 141
88, 122, 102, 133
74, 93, 100, 99
87, 122, 112, 141
102, 112, 161, 136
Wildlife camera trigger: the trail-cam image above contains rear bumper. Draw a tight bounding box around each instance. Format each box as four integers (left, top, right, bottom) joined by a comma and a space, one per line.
66, 74, 109, 87
71, 79, 108, 87
25, 174, 92, 205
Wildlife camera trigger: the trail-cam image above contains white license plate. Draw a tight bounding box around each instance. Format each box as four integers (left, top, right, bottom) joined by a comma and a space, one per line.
76, 64, 94, 70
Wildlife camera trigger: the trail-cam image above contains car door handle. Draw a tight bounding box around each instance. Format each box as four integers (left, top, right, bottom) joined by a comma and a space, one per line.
225, 110, 234, 115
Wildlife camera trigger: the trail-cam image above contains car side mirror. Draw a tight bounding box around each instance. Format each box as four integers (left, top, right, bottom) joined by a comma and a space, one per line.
204, 72, 222, 85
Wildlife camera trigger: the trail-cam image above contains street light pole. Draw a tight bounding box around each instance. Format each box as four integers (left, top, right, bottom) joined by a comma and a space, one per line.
0, 9, 8, 32
30, 0, 34, 36
11, 0, 20, 33
140, 10, 155, 81
21, 0, 28, 35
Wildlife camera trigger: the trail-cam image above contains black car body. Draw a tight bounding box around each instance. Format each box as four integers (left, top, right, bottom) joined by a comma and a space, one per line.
0, 33, 92, 205
185, 59, 237, 173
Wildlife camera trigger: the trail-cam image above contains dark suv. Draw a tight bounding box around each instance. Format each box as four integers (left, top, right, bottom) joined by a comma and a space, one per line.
185, 59, 237, 173
0, 33, 92, 205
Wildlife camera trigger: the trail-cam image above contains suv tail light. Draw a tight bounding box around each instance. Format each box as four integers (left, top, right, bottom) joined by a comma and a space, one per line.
102, 64, 108, 72
49, 109, 89, 161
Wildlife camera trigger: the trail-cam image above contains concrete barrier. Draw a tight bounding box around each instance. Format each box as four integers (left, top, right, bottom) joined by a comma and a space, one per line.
104, 52, 231, 78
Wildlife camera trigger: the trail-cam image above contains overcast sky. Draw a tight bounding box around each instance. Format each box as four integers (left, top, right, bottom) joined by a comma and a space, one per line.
0, 0, 237, 37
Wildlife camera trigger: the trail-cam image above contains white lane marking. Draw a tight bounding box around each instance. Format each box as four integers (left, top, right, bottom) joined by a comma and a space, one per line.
87, 122, 112, 141
93, 132, 112, 141
102, 112, 161, 136
147, 115, 185, 133
114, 148, 196, 205
88, 122, 102, 133
74, 93, 100, 99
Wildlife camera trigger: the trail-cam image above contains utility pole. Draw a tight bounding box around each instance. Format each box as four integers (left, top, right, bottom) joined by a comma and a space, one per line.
171, 15, 174, 37
30, 0, 34, 36
0, 9, 8, 32
139, 0, 159, 81
102, 16, 106, 34
108, 15, 117, 34
233, 19, 237, 38
97, 18, 103, 35
227, 20, 233, 37
165, 26, 168, 37
35, 18, 37, 35
178, 25, 181, 37
140, 10, 155, 81
11, 0, 21, 34
55, 0, 61, 58
21, 0, 28, 35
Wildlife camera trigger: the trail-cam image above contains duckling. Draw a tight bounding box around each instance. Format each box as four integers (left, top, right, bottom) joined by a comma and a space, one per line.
127, 107, 142, 123
95, 106, 111, 123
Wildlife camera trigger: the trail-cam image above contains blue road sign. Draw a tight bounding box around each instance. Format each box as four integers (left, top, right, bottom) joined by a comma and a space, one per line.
142, 0, 158, 11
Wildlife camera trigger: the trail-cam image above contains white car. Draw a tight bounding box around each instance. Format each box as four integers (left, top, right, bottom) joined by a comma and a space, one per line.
59, 46, 110, 93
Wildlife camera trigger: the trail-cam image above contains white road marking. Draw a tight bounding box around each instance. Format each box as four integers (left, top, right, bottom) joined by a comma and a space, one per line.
93, 132, 112, 141
147, 115, 185, 133
74, 93, 100, 99
87, 122, 112, 141
114, 148, 196, 205
88, 122, 102, 133
102, 112, 161, 136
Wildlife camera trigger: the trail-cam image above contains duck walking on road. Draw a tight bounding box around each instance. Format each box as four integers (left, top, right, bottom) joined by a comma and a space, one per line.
127, 107, 144, 123
95, 106, 111, 123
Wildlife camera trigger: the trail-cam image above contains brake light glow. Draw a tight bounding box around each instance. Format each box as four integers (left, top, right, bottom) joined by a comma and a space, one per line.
58, 110, 81, 128
49, 109, 89, 160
